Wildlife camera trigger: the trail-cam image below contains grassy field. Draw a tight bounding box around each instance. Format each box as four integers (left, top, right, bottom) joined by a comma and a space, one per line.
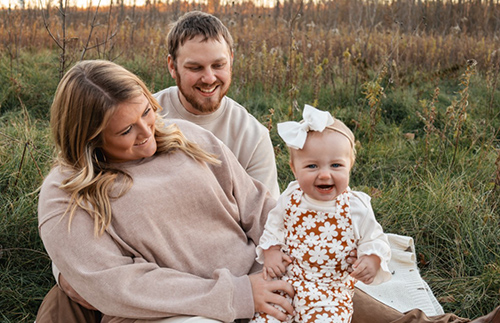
1, 1, 500, 322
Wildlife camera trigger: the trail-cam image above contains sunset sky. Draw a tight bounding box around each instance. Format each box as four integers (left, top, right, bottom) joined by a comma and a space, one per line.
1, 0, 152, 8
0, 0, 270, 9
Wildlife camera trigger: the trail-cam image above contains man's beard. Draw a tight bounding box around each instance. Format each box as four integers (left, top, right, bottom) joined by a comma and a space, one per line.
176, 70, 231, 114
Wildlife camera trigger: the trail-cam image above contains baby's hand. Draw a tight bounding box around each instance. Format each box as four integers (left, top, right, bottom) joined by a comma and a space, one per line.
350, 254, 380, 285
263, 246, 293, 280
345, 249, 358, 273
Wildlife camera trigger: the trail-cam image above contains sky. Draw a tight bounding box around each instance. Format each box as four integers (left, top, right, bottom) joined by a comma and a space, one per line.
0, 0, 257, 8
1, 0, 149, 8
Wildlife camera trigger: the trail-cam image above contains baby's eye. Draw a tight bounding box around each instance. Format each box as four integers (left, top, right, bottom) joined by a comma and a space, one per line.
306, 164, 317, 169
331, 163, 341, 168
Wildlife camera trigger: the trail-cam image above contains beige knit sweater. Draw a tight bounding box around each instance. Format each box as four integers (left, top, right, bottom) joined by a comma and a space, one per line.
38, 120, 275, 322
154, 87, 280, 199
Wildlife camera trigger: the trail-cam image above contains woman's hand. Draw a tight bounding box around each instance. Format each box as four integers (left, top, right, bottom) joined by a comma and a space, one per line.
350, 254, 381, 285
262, 246, 293, 280
249, 273, 295, 321
59, 273, 98, 311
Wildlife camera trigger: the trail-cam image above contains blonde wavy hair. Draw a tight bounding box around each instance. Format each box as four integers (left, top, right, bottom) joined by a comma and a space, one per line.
50, 60, 220, 236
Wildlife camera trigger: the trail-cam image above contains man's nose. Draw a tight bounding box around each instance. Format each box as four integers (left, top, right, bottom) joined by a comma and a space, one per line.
201, 68, 217, 84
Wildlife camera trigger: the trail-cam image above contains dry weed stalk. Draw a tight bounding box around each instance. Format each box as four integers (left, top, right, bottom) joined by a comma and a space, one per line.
486, 51, 500, 117
80, 0, 103, 60
263, 108, 275, 132
450, 59, 476, 168
41, 0, 121, 77
495, 148, 500, 194
3, 6, 23, 68
269, 45, 285, 93
417, 86, 440, 167
247, 40, 257, 84
341, 48, 352, 88
0, 99, 48, 189
260, 40, 270, 92
285, 2, 303, 119
311, 55, 327, 108
362, 65, 387, 142
41, 0, 72, 78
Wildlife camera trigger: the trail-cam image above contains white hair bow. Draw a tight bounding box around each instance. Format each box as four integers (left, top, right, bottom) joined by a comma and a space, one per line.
277, 104, 335, 149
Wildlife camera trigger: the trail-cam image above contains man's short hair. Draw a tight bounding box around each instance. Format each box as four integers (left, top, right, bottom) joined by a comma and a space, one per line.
167, 11, 234, 62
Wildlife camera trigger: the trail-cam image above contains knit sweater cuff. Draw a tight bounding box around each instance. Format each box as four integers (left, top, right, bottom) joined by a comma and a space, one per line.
232, 275, 255, 319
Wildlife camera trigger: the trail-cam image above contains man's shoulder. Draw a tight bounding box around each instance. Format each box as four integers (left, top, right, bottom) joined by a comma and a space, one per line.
153, 86, 176, 99
166, 118, 222, 146
165, 118, 209, 135
222, 96, 254, 118
222, 96, 268, 133
153, 87, 176, 108
153, 87, 183, 118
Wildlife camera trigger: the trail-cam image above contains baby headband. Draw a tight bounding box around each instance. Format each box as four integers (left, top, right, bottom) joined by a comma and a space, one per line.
277, 104, 354, 149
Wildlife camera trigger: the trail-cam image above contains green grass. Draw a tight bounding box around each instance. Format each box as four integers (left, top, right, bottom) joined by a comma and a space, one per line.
1, 44, 499, 323
0, 111, 54, 321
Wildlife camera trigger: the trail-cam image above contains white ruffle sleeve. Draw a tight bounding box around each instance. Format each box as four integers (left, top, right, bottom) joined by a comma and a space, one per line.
350, 191, 392, 285
255, 181, 300, 263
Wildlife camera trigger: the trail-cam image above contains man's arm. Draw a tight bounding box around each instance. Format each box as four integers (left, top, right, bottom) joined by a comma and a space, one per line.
241, 131, 280, 199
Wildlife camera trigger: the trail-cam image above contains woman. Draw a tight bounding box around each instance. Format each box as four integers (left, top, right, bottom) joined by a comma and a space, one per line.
38, 60, 294, 323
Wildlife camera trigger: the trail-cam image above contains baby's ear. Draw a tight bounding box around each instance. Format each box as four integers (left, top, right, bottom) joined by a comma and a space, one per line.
289, 160, 297, 178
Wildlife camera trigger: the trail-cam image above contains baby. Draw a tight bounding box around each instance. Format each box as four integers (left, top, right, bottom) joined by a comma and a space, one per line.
251, 105, 392, 323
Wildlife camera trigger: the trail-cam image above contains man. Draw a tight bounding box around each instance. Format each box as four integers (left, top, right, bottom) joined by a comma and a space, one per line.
154, 10, 280, 200
36, 11, 499, 323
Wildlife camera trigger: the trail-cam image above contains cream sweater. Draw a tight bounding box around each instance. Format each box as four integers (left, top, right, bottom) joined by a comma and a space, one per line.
51, 87, 280, 287
154, 87, 280, 199
39, 120, 275, 321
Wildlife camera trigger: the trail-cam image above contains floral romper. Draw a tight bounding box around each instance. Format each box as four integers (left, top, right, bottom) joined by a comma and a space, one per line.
251, 188, 357, 323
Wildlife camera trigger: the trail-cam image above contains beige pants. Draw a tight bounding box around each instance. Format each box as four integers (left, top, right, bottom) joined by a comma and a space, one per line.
36, 284, 472, 323
134, 317, 221, 323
